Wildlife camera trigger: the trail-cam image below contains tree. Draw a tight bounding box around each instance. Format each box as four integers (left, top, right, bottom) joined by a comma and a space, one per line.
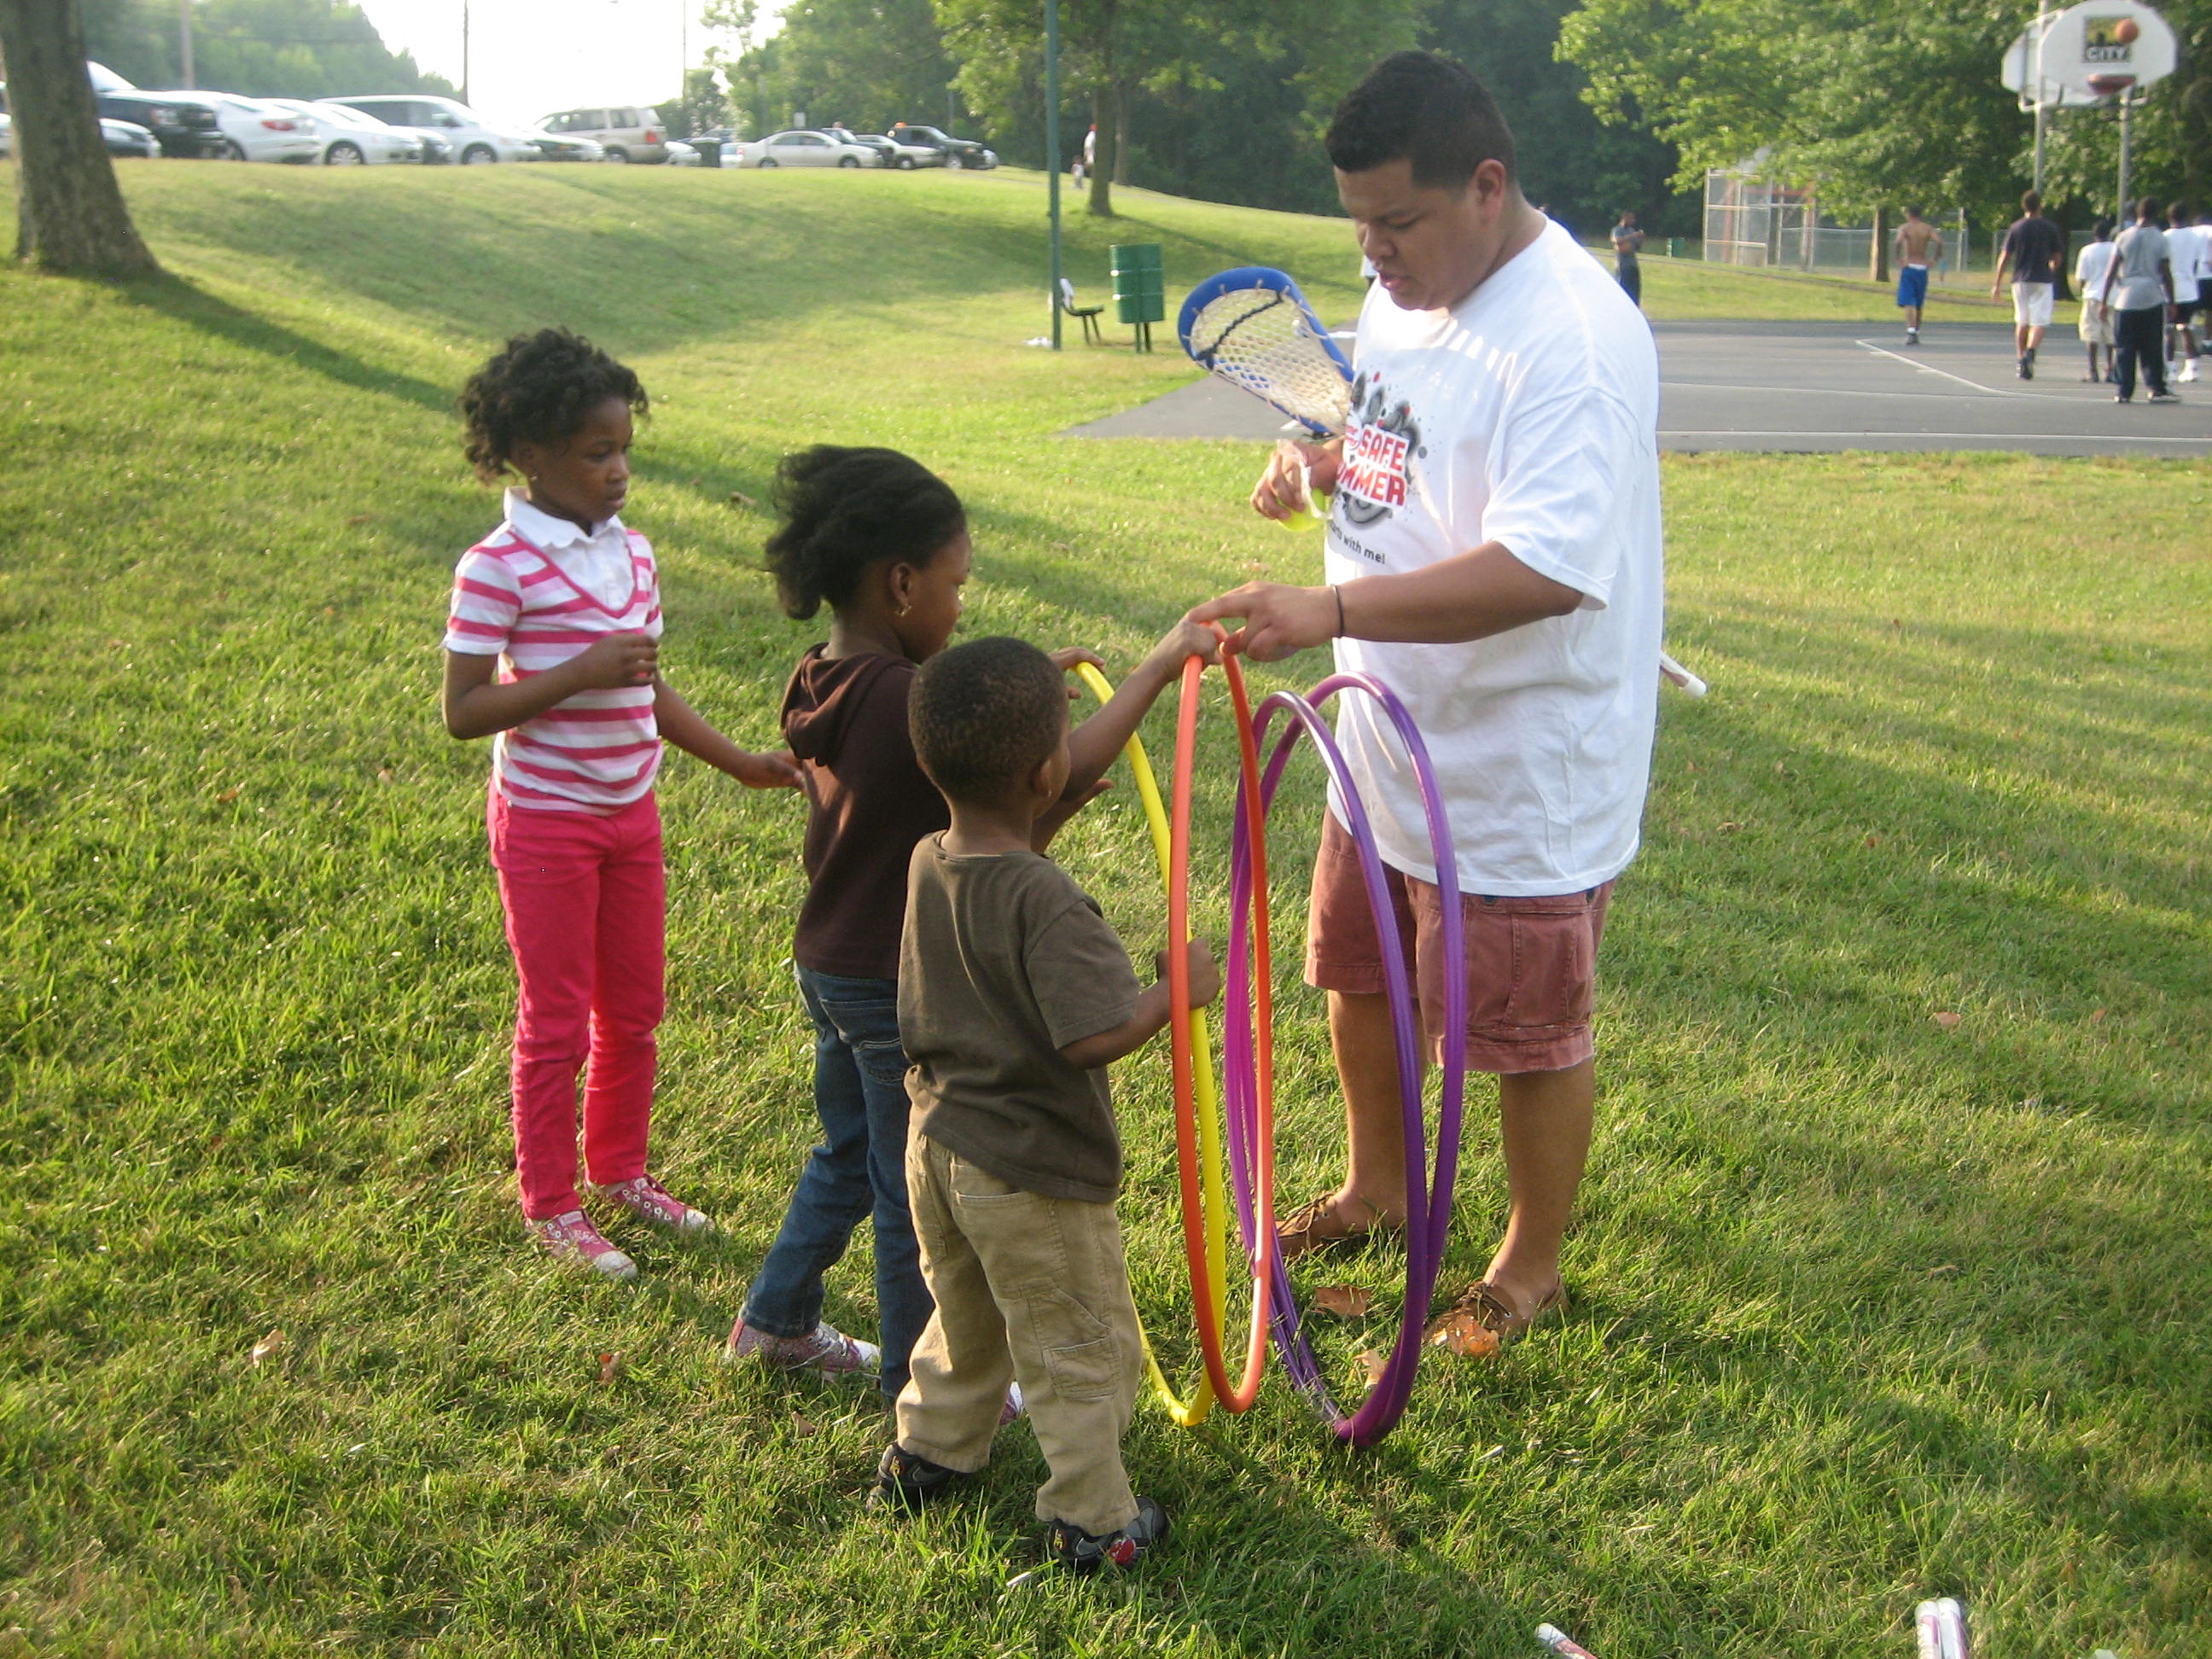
79, 0, 456, 101
719, 0, 960, 137
935, 0, 1420, 216
0, 0, 161, 276
1558, 0, 2029, 228
1423, 0, 1690, 236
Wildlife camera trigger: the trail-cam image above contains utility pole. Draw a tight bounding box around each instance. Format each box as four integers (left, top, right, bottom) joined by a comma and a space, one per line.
2030, 0, 2052, 193
461, 0, 470, 105
1045, 0, 1062, 350
178, 0, 194, 88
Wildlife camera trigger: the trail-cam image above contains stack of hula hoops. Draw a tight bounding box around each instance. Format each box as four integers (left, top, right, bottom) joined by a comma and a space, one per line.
1075, 648, 1467, 1449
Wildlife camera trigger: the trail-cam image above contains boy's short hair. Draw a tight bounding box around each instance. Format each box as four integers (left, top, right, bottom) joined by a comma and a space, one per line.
1325, 51, 1516, 191
910, 637, 1066, 802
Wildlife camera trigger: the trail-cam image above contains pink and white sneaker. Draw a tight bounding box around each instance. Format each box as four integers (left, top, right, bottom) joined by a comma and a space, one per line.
533, 1210, 637, 1281
724, 1318, 881, 1377
592, 1174, 713, 1234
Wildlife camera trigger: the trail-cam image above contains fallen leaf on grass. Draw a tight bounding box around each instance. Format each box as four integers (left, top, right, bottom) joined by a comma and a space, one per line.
2091, 1008, 2108, 1025
1425, 1311, 1502, 1360
1718, 821, 1743, 835
789, 1412, 818, 1438
1928, 1263, 1960, 1278
215, 787, 242, 804
1313, 1284, 1372, 1318
1353, 1349, 1390, 1391
727, 491, 757, 510
249, 1329, 285, 1366
1864, 834, 1883, 848
375, 768, 393, 784
597, 1351, 621, 1386
1931, 1011, 1962, 1030
345, 514, 375, 527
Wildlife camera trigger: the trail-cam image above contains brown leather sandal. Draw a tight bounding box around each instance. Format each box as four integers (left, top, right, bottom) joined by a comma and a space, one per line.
1274, 1192, 1406, 1262
1424, 1279, 1568, 1348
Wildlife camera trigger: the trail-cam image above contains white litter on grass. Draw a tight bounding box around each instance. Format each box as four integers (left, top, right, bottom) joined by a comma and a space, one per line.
1025, 337, 1054, 348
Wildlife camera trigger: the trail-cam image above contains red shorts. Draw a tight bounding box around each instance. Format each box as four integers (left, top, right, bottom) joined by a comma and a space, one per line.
1303, 810, 1611, 1075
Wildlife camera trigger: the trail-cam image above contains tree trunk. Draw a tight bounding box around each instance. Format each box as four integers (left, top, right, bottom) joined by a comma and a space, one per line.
1086, 81, 1118, 217
1111, 82, 1127, 186
1868, 204, 1889, 283
0, 0, 161, 276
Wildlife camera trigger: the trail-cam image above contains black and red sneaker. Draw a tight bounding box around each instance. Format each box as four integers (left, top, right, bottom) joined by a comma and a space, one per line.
1050, 1497, 1171, 1573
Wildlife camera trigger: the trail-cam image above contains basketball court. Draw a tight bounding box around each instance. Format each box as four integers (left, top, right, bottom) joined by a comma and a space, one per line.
1067, 318, 2212, 458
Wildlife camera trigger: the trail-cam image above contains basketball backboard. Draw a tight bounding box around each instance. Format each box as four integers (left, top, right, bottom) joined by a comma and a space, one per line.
2003, 0, 2177, 107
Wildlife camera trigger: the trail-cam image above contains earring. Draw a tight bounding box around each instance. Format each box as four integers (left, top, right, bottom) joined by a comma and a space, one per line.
895, 601, 911, 617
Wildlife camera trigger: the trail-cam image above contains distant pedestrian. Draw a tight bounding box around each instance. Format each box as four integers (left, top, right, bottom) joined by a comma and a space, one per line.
2074, 217, 2117, 384
1991, 189, 2064, 379
1610, 210, 1644, 308
2164, 201, 2202, 384
2098, 196, 2178, 405
1893, 207, 1942, 346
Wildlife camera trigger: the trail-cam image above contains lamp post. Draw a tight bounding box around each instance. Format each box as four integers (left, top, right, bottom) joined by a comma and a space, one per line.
1045, 0, 1062, 349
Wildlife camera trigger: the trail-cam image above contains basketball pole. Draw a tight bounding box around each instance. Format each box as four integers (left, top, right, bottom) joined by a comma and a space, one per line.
2031, 0, 2051, 194
1045, 0, 1063, 352
2116, 88, 2133, 217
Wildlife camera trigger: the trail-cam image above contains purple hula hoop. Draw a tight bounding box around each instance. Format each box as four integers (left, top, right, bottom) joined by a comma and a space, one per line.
1221, 672, 1466, 1447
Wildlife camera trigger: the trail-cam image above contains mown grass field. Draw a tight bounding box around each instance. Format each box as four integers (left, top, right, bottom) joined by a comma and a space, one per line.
1, 160, 2207, 1659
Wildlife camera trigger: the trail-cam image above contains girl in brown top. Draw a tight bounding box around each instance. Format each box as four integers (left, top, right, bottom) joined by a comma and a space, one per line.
725, 445, 1211, 1406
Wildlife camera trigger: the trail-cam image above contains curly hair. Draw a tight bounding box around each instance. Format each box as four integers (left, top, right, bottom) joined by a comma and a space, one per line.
909, 637, 1065, 802
762, 445, 966, 620
457, 327, 648, 483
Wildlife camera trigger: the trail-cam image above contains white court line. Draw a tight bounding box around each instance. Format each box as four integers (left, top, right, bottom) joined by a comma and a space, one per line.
1662, 379, 2034, 403
1851, 339, 2052, 399
1661, 428, 2210, 444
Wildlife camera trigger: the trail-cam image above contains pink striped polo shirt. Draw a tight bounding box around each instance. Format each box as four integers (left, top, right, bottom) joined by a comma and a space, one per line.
444, 492, 664, 812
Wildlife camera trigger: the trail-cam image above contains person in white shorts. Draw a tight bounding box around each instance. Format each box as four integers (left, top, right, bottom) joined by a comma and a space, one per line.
2164, 201, 2202, 384
2075, 218, 2117, 383
1992, 189, 2064, 380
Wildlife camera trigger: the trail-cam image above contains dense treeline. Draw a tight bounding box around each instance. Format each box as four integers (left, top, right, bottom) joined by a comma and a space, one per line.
79, 0, 454, 101
725, 0, 1697, 233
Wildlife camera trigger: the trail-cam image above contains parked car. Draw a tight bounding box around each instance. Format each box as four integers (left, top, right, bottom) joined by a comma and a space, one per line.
847, 131, 943, 170
662, 140, 702, 166
529, 129, 607, 162
321, 96, 539, 164
169, 94, 323, 164
90, 87, 224, 158
264, 96, 416, 165
888, 123, 996, 168
102, 117, 160, 159
535, 105, 677, 164
735, 129, 882, 168
0, 113, 9, 159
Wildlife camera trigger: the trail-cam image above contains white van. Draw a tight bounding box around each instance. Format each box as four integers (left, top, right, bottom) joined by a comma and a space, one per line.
322, 95, 538, 164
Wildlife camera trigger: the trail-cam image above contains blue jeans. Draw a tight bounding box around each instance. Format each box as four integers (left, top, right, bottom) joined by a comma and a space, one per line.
742, 966, 932, 1401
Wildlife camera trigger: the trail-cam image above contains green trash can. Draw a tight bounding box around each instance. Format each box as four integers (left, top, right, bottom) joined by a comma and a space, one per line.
1110, 242, 1165, 350
1666, 236, 1685, 259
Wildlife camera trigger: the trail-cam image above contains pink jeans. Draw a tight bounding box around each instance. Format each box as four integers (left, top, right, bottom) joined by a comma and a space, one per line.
487, 790, 667, 1220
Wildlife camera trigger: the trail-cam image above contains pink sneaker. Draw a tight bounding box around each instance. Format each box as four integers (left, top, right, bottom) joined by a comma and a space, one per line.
592, 1174, 713, 1234
533, 1210, 637, 1281
724, 1318, 881, 1377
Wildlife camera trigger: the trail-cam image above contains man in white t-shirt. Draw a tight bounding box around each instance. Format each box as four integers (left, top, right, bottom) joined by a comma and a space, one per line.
2075, 218, 2117, 384
1188, 50, 1662, 1349
2164, 201, 2202, 384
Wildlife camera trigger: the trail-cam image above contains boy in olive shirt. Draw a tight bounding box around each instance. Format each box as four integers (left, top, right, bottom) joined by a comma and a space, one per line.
870, 637, 1221, 1572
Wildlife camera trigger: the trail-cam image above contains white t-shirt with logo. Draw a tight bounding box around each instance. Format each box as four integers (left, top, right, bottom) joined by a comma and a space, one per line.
1324, 218, 1663, 895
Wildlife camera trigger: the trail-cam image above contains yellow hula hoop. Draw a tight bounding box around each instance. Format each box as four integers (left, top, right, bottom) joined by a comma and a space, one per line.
1075, 661, 1229, 1428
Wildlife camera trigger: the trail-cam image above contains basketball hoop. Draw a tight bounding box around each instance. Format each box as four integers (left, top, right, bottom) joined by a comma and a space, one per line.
2086, 71, 2136, 99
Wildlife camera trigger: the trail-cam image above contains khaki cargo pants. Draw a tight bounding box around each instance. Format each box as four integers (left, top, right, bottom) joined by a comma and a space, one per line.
894, 1132, 1144, 1536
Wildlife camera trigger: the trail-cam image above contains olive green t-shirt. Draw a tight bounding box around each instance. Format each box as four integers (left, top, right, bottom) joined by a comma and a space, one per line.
898, 836, 1146, 1203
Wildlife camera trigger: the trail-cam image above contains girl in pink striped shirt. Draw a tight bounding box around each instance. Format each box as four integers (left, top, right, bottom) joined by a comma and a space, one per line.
443, 327, 800, 1280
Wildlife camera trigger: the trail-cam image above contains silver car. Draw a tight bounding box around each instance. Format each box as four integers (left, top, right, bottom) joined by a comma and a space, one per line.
736, 130, 882, 168
323, 95, 540, 164
265, 97, 416, 165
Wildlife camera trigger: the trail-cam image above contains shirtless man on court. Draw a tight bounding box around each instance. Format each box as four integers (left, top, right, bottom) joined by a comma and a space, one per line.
1894, 207, 1943, 346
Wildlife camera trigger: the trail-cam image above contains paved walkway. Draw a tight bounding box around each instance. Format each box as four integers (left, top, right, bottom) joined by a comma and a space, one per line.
1066, 320, 2212, 458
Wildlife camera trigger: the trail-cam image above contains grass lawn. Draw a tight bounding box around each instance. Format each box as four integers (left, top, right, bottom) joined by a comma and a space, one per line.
1, 160, 2207, 1658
